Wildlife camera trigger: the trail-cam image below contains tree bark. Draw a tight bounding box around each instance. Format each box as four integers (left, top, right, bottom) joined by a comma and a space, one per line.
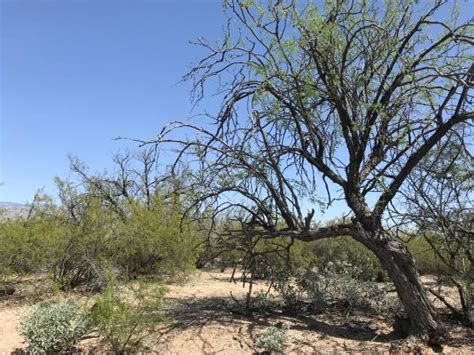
354, 230, 442, 341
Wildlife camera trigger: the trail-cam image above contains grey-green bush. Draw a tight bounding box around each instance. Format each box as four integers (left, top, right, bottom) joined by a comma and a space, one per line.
20, 300, 90, 354
272, 261, 400, 315
255, 322, 291, 353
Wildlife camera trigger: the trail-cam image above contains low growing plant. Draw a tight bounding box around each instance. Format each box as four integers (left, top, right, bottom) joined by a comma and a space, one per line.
255, 322, 291, 353
272, 262, 399, 315
20, 300, 90, 354
272, 267, 330, 313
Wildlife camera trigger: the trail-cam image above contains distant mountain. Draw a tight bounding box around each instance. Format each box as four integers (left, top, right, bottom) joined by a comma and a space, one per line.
0, 201, 28, 219
0, 201, 26, 209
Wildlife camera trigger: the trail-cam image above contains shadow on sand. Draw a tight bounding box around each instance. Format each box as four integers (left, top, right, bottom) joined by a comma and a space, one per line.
160, 295, 400, 343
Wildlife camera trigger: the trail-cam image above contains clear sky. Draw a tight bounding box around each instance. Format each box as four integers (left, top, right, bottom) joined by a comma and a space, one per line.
0, 0, 470, 223
1, 0, 225, 203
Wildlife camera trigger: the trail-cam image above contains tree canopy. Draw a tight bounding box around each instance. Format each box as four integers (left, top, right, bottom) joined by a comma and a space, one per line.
154, 0, 472, 239
150, 0, 473, 339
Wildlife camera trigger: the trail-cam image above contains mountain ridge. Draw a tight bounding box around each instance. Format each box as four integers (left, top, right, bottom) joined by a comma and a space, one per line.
0, 201, 26, 209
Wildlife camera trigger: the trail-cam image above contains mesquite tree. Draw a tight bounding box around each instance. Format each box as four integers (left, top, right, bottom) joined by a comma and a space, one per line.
393, 130, 473, 325
151, 0, 473, 340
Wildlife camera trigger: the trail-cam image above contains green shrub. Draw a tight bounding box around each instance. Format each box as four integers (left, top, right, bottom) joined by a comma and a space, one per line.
0, 196, 63, 278
250, 290, 281, 313
0, 181, 200, 291
326, 272, 399, 314
90, 278, 167, 354
255, 322, 291, 353
407, 236, 450, 275
113, 196, 200, 279
312, 236, 385, 281
20, 300, 90, 354
295, 268, 330, 311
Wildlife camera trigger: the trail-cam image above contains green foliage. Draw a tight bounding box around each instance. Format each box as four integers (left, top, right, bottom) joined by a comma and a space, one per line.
249, 238, 314, 280
251, 290, 277, 312
0, 218, 39, 277
0, 179, 200, 291
89, 278, 168, 354
113, 196, 200, 278
205, 230, 318, 279
50, 195, 114, 291
319, 262, 399, 314
20, 300, 90, 354
216, 218, 386, 283
407, 236, 450, 275
290, 232, 456, 281
255, 322, 291, 353
311, 234, 385, 282
0, 196, 61, 277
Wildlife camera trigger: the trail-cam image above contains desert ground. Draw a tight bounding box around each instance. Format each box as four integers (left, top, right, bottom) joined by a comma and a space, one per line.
1, 270, 472, 354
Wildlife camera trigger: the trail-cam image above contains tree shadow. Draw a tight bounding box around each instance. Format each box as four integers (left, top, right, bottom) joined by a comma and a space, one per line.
148, 292, 474, 353
159, 295, 401, 345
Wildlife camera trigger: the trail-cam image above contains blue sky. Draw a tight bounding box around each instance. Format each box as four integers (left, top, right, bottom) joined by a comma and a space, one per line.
1, 0, 224, 203
0, 0, 470, 223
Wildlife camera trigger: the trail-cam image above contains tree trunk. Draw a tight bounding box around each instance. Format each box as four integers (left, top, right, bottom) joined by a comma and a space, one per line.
354, 230, 442, 341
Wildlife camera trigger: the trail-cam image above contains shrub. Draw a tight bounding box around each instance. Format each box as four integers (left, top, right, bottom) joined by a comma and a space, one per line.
327, 272, 399, 314
272, 269, 306, 313
89, 278, 167, 354
0, 195, 63, 278
407, 236, 450, 275
48, 193, 117, 291
271, 267, 330, 313
255, 322, 291, 353
113, 197, 200, 279
312, 236, 385, 281
251, 291, 278, 312
20, 300, 90, 354
271, 262, 399, 315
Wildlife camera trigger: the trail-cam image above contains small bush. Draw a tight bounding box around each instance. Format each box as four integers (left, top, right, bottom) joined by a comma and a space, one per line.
272, 262, 399, 315
251, 290, 279, 312
20, 300, 90, 354
272, 269, 307, 313
272, 266, 333, 313
327, 272, 399, 314
255, 322, 291, 353
90, 278, 167, 354
295, 268, 331, 311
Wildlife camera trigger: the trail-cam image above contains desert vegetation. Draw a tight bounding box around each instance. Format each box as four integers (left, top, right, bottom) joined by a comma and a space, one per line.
1, 0, 473, 353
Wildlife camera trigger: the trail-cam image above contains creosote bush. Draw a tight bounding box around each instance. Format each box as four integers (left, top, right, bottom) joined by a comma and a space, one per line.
113, 196, 200, 279
0, 194, 62, 279
406, 236, 451, 275
0, 181, 200, 292
89, 277, 168, 354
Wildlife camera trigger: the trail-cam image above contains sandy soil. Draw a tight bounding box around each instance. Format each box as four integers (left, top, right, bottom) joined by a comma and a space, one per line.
0, 270, 472, 354
0, 304, 29, 353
